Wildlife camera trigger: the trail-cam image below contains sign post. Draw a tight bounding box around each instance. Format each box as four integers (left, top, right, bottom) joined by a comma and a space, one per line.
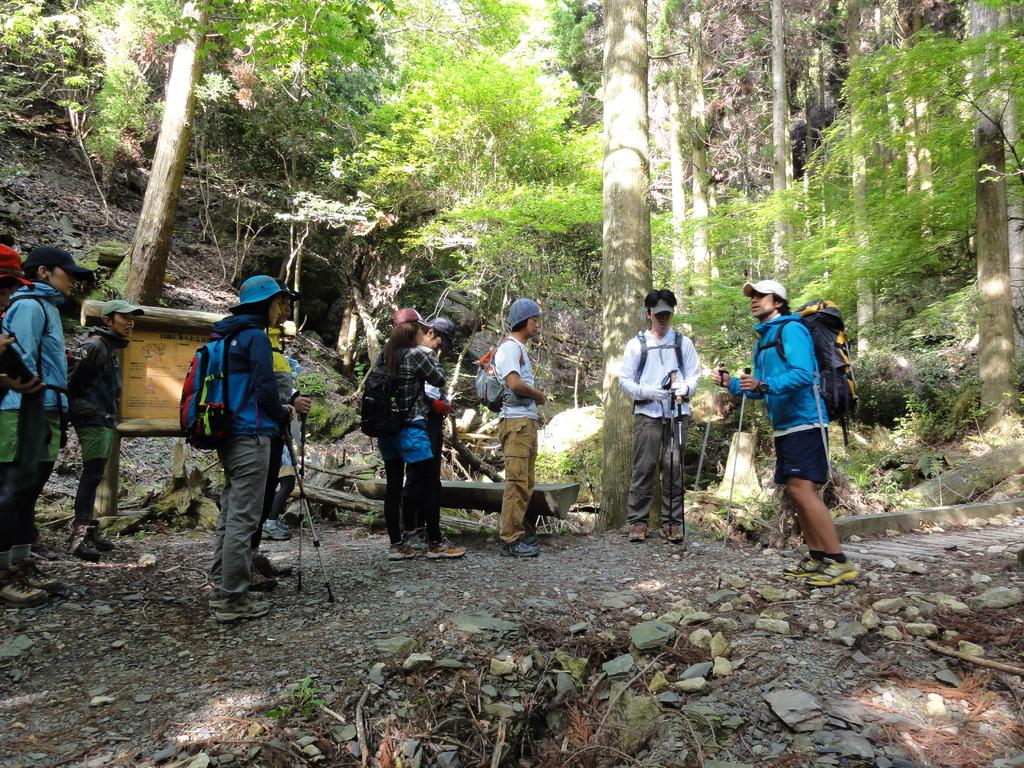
79, 300, 225, 517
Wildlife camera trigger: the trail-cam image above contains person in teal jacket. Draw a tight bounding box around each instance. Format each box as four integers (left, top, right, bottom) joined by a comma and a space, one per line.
712, 279, 857, 588
0, 246, 92, 608
207, 275, 295, 623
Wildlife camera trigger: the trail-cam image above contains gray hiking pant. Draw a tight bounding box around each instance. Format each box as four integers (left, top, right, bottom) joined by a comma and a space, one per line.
211, 435, 271, 597
627, 413, 689, 526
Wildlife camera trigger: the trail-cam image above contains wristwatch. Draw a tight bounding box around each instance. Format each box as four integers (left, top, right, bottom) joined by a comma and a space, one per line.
757, 381, 769, 394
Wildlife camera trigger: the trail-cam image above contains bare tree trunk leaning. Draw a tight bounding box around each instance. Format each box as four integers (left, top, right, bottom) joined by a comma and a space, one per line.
126, 1, 209, 304
668, 72, 689, 298
689, 12, 710, 288
971, 0, 1020, 430
1005, 79, 1024, 351
601, 0, 652, 530
848, 0, 874, 353
771, 0, 792, 272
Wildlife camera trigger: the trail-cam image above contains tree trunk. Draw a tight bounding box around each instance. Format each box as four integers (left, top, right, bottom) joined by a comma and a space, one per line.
972, 1, 1020, 430
848, 0, 873, 353
1005, 71, 1024, 351
689, 12, 710, 287
601, 0, 651, 530
126, 2, 209, 304
336, 298, 360, 375
668, 72, 689, 298
771, 0, 792, 272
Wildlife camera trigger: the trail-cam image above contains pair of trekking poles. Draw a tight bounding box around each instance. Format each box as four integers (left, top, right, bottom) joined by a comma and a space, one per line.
281, 417, 336, 603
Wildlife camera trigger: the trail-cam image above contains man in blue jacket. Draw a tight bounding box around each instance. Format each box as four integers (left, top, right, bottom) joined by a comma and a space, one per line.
712, 279, 857, 587
208, 276, 295, 622
0, 246, 93, 607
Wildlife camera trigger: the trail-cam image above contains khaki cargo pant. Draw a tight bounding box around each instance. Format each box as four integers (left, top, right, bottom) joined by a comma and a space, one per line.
498, 417, 538, 543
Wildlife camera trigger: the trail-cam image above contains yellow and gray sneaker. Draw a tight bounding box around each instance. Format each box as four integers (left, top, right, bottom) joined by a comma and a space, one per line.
783, 557, 824, 579
804, 558, 858, 587
0, 568, 48, 608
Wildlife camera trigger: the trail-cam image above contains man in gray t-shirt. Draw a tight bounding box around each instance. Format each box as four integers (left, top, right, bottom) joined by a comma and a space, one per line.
494, 298, 546, 557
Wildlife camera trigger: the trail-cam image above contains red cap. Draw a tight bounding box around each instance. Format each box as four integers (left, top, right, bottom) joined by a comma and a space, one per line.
391, 307, 425, 326
0, 244, 30, 287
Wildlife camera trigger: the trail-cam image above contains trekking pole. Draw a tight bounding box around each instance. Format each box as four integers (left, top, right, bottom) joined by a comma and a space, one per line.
811, 371, 832, 485
691, 362, 719, 496
296, 416, 306, 594
676, 396, 688, 550
717, 367, 750, 590
284, 430, 335, 603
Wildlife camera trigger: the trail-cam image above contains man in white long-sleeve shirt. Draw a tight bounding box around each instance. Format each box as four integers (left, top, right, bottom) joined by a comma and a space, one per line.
618, 289, 701, 543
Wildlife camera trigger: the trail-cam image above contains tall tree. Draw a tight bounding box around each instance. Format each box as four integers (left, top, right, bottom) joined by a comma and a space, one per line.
971, 0, 1019, 429
688, 10, 710, 286
848, 0, 873, 352
667, 71, 689, 297
601, 0, 651, 529
126, 1, 209, 304
770, 0, 792, 271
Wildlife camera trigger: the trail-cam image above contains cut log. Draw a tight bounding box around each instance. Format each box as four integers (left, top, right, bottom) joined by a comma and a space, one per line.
714, 431, 761, 501
907, 440, 1024, 506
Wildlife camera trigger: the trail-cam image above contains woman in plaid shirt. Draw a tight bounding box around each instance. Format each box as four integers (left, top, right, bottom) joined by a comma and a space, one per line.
377, 309, 466, 560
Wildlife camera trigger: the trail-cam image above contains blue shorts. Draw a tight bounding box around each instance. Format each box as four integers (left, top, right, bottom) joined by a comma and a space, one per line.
377, 424, 433, 464
774, 429, 829, 485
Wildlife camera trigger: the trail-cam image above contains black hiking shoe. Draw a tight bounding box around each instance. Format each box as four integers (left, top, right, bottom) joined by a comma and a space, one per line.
252, 552, 293, 578
500, 540, 540, 558
69, 524, 101, 562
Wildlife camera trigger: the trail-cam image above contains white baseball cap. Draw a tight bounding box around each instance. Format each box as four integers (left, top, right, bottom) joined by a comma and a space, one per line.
743, 279, 788, 300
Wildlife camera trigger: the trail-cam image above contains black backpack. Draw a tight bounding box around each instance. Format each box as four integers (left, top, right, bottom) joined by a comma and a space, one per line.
360, 351, 412, 438
755, 300, 858, 444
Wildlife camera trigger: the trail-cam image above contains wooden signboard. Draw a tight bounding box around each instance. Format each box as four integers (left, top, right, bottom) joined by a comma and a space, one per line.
120, 329, 209, 420
79, 300, 226, 515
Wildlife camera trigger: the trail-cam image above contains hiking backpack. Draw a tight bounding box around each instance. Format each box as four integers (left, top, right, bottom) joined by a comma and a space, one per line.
360, 351, 412, 437
180, 333, 236, 449
755, 300, 858, 443
475, 339, 524, 413
633, 330, 686, 404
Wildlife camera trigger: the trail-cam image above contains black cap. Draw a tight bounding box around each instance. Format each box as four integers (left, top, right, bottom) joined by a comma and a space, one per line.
22, 246, 93, 277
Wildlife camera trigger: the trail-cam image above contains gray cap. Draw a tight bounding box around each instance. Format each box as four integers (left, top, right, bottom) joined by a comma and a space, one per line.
101, 299, 144, 317
508, 298, 541, 329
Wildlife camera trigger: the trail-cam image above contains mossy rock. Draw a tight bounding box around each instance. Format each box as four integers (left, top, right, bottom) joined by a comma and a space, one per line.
305, 400, 360, 441
95, 513, 146, 535
86, 241, 130, 269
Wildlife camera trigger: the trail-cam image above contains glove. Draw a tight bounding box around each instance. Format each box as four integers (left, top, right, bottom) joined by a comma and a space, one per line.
431, 398, 452, 415
639, 386, 671, 401
672, 383, 690, 399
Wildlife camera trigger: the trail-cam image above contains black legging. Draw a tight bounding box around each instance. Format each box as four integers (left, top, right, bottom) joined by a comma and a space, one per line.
268, 475, 295, 522
385, 457, 441, 545
74, 457, 107, 524
402, 413, 443, 533
251, 435, 284, 550
0, 460, 55, 551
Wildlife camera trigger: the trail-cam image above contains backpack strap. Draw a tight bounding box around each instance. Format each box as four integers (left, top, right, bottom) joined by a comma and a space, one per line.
634, 332, 647, 384
673, 330, 685, 373
755, 318, 797, 366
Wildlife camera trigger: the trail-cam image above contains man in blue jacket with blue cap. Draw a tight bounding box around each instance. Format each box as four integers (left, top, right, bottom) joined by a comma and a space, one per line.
207, 275, 295, 621
712, 279, 857, 587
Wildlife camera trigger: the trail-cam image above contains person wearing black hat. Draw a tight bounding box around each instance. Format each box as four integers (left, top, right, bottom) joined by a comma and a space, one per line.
66, 299, 144, 561
0, 246, 92, 607
400, 316, 457, 551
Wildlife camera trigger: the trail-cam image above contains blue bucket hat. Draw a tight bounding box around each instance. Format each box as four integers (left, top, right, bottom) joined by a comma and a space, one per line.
230, 275, 295, 313
508, 298, 541, 329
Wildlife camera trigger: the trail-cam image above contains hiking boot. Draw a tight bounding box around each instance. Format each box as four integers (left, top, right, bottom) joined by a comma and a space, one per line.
661, 524, 685, 544
214, 595, 270, 622
628, 523, 648, 542
88, 523, 115, 552
426, 537, 466, 559
783, 556, 824, 579
0, 569, 48, 607
252, 552, 292, 578
262, 520, 292, 541
13, 560, 63, 594
804, 558, 859, 588
209, 591, 266, 611
69, 524, 101, 563
500, 539, 539, 558
388, 542, 417, 561
249, 572, 278, 592
404, 529, 429, 553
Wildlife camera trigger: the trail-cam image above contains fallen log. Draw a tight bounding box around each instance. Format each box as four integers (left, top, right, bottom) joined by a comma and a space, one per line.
907, 440, 1024, 506
301, 483, 498, 532
354, 478, 579, 519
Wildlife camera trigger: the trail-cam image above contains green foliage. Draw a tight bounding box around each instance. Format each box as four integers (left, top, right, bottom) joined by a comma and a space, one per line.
267, 676, 325, 719
86, 59, 150, 163
536, 430, 602, 504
